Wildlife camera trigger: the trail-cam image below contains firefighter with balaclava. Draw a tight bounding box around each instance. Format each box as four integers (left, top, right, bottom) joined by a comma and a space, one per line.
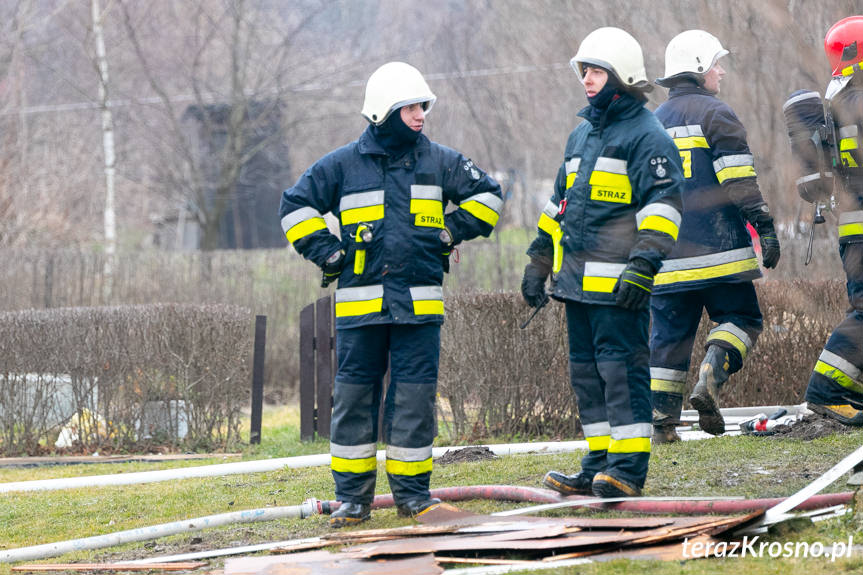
279, 62, 504, 526
790, 16, 863, 425
522, 27, 683, 498
649, 30, 781, 443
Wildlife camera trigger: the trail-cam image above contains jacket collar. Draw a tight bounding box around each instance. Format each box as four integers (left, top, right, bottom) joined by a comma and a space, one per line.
358, 125, 430, 157
577, 92, 645, 127
667, 82, 717, 100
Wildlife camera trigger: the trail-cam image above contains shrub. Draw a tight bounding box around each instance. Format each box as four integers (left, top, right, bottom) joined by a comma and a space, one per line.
0, 304, 252, 455
437, 280, 848, 442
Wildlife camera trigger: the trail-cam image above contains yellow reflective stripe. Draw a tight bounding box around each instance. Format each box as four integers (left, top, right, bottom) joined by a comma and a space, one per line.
651, 379, 686, 394
840, 137, 859, 151
707, 330, 748, 360
410, 198, 444, 216
715, 165, 756, 183
415, 213, 445, 228
566, 172, 577, 189
583, 276, 617, 293
839, 223, 863, 237
286, 218, 327, 243
586, 435, 610, 451
815, 361, 863, 394
331, 456, 377, 474
538, 213, 564, 274
460, 200, 499, 226
335, 298, 383, 317
413, 300, 444, 315
673, 136, 709, 149
589, 171, 632, 204
341, 205, 384, 225
386, 457, 433, 476
654, 257, 759, 286
638, 214, 679, 240
608, 437, 651, 454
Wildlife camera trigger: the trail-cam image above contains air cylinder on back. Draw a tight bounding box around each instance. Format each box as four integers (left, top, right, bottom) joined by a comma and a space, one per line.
783, 89, 834, 203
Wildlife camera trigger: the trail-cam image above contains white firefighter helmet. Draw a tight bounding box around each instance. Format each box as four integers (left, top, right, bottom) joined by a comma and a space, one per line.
361, 62, 436, 125
657, 29, 728, 85
570, 27, 651, 91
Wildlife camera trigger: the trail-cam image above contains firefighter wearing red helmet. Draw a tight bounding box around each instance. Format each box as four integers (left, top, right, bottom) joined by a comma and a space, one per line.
802, 16, 863, 425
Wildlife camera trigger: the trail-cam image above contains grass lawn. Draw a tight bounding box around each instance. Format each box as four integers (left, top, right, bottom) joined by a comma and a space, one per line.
2, 405, 863, 574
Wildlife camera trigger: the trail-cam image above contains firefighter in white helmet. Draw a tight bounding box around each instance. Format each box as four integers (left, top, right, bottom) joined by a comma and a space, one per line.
523, 27, 683, 498
649, 30, 780, 444
280, 62, 503, 526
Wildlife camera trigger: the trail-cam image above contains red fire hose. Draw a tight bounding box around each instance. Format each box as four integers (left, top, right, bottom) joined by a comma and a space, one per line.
320, 484, 854, 515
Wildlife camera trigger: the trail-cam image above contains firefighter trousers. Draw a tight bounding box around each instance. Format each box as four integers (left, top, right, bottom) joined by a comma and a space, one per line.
330, 323, 439, 505
649, 283, 763, 423
805, 243, 863, 406
565, 300, 652, 489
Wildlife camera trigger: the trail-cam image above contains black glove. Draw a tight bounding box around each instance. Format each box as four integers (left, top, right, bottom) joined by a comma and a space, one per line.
759, 232, 781, 269
320, 249, 345, 287
521, 257, 551, 308
614, 258, 655, 310
440, 227, 455, 273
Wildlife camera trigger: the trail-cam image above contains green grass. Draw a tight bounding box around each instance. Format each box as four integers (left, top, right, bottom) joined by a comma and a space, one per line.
2, 407, 863, 574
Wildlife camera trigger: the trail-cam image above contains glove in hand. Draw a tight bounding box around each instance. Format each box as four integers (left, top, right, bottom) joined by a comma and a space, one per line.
614, 258, 655, 310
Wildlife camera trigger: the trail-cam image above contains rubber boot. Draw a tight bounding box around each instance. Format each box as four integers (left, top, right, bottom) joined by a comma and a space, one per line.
651, 392, 683, 445
542, 470, 594, 495
328, 502, 371, 528
689, 345, 730, 436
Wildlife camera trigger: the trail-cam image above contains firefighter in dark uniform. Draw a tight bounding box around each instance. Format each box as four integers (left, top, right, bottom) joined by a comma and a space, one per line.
279, 62, 504, 526
649, 30, 781, 442
522, 27, 684, 498
803, 17, 863, 425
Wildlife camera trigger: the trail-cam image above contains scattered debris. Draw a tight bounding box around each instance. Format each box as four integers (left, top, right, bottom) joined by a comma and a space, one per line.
768, 412, 853, 440
435, 446, 496, 465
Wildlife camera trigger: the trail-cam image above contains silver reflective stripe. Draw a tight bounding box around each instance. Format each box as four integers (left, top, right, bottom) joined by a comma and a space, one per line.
593, 157, 627, 174
410, 185, 443, 201
387, 444, 433, 462
566, 157, 581, 173
281, 206, 324, 233
650, 367, 687, 382
582, 421, 611, 437
583, 261, 626, 278
713, 154, 754, 172
464, 191, 504, 213
658, 247, 756, 272
839, 210, 863, 225
339, 190, 385, 212
782, 91, 821, 111
709, 322, 753, 351
839, 125, 859, 139
635, 202, 682, 228
410, 285, 443, 301
611, 422, 653, 439
335, 284, 384, 302
542, 199, 560, 219
820, 350, 862, 381
331, 442, 377, 459
796, 173, 830, 186
665, 124, 704, 138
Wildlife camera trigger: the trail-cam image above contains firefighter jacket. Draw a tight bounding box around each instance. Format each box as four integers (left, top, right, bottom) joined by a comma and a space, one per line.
529, 93, 684, 305
828, 76, 863, 248
280, 125, 503, 329
653, 83, 771, 294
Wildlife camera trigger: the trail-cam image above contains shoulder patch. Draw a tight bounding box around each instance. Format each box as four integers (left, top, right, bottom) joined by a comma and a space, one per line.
649, 156, 669, 179
462, 159, 483, 180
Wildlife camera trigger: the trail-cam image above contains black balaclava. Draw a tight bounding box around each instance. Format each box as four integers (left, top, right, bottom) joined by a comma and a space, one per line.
585, 65, 623, 123
371, 105, 422, 157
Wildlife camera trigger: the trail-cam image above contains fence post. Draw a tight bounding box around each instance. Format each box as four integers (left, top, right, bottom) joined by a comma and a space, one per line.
249, 315, 266, 444
315, 296, 333, 438
299, 303, 315, 440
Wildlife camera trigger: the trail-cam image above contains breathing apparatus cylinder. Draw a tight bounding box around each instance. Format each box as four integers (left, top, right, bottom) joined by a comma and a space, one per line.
782, 89, 834, 206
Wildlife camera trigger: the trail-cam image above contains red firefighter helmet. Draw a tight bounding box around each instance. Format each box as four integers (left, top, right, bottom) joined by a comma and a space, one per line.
825, 16, 863, 76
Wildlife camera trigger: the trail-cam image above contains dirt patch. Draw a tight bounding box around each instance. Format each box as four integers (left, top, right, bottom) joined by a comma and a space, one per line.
769, 412, 853, 440
435, 446, 496, 465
